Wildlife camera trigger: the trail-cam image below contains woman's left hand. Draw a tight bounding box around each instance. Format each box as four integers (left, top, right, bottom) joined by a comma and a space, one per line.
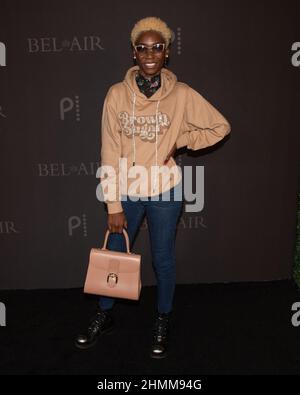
164, 142, 177, 164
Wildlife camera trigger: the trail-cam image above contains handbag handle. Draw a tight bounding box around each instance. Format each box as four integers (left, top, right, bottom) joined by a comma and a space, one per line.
101, 228, 131, 253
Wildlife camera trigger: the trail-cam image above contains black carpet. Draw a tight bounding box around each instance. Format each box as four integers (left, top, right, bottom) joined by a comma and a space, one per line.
0, 280, 300, 375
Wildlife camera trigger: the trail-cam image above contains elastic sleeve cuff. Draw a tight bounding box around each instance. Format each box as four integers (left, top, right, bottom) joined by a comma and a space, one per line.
107, 201, 123, 214
176, 133, 189, 149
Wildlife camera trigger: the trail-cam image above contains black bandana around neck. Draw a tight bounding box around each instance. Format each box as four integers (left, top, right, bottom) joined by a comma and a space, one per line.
135, 71, 161, 98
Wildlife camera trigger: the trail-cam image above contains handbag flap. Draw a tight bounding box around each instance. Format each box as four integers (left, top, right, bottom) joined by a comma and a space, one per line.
89, 248, 141, 274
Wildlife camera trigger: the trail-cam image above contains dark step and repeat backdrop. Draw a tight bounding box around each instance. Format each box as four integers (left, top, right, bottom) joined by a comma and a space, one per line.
0, 0, 299, 289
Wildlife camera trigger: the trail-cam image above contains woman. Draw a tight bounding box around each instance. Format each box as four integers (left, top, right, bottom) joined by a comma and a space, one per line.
75, 16, 231, 358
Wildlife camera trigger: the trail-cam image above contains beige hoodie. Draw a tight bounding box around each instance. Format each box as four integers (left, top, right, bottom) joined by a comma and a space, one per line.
99, 65, 231, 214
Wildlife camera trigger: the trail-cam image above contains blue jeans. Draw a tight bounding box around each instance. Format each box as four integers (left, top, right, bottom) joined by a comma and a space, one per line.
99, 181, 183, 314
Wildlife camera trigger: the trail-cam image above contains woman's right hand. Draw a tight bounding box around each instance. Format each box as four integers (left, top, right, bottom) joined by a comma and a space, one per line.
108, 211, 128, 234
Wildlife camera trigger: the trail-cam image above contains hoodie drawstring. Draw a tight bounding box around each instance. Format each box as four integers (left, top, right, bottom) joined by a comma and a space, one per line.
131, 91, 160, 194
153, 99, 160, 193
131, 92, 137, 167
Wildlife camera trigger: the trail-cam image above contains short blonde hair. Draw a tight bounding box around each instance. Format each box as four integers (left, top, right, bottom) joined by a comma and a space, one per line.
130, 16, 173, 47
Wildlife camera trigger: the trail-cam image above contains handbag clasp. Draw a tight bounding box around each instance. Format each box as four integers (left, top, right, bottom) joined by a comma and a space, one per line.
107, 272, 118, 287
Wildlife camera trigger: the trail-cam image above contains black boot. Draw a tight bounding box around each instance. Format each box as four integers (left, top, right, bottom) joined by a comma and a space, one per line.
75, 308, 115, 350
150, 312, 171, 359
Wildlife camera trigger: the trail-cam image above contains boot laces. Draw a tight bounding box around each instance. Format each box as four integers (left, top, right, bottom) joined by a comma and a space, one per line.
88, 311, 108, 335
153, 314, 169, 341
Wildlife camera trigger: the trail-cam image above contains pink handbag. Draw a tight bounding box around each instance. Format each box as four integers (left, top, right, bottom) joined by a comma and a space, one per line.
83, 228, 142, 300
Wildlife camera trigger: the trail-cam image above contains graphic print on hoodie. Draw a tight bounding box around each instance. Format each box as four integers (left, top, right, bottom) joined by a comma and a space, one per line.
99, 65, 231, 214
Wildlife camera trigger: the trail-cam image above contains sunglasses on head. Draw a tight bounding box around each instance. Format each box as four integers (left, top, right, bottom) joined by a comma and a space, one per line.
134, 43, 166, 54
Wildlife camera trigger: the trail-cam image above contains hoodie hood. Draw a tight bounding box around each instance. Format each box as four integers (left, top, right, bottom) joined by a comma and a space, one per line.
122, 65, 178, 193
123, 65, 178, 102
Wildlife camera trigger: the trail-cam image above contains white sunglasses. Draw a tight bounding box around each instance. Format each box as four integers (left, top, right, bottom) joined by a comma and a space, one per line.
134, 43, 166, 54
